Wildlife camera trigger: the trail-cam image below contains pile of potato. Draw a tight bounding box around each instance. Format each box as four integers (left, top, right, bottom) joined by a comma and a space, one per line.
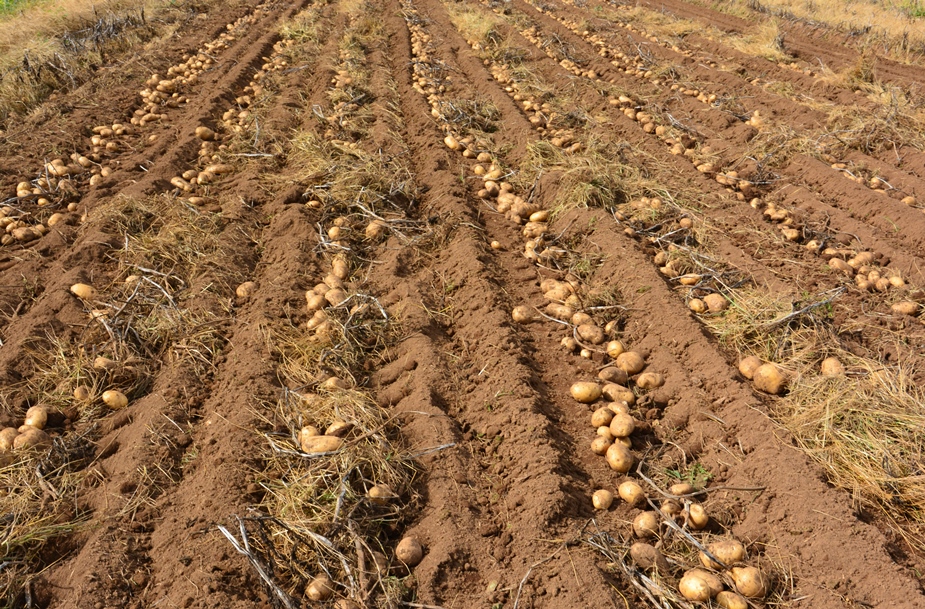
135, 12, 258, 130
303, 254, 361, 343
566, 344, 773, 603
0, 406, 54, 454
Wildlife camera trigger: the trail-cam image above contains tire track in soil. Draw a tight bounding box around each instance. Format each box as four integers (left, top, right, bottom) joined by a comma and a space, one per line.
399, 0, 925, 605
28, 5, 348, 608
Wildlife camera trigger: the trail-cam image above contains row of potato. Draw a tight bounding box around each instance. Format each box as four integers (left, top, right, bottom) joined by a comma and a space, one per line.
288, 10, 427, 603
522, 3, 923, 318
3, 5, 267, 247
443, 3, 778, 604
546, 0, 925, 227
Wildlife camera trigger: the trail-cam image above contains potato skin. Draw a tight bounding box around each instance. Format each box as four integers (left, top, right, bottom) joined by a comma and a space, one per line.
605, 442, 634, 472
752, 363, 786, 394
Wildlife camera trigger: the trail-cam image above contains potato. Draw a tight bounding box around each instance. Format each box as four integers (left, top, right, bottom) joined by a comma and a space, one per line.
14, 428, 50, 450
368, 484, 397, 505
688, 298, 706, 313
546, 303, 574, 320
590, 436, 612, 455
301, 435, 343, 454
571, 312, 593, 326
598, 367, 627, 385
102, 390, 129, 409
70, 283, 97, 300
24, 406, 48, 430
609, 413, 635, 437
170, 176, 192, 191
680, 569, 723, 600
661, 499, 682, 518
73, 386, 91, 401
324, 288, 348, 306
194, 126, 215, 141
591, 407, 614, 427
618, 480, 645, 506
616, 351, 645, 374
606, 442, 634, 472
592, 489, 614, 510
669, 482, 693, 496
752, 363, 786, 394
703, 293, 728, 312
635, 372, 664, 390
396, 536, 424, 566
602, 384, 635, 405
236, 281, 257, 298
596, 426, 615, 440
606, 340, 626, 359
0, 427, 18, 452
828, 258, 852, 274
444, 135, 461, 150
629, 542, 669, 572
821, 356, 845, 376
511, 305, 536, 323
688, 503, 709, 529
205, 163, 233, 175
731, 566, 767, 598
366, 219, 388, 239
544, 285, 572, 302
561, 337, 578, 351
306, 575, 334, 600
716, 591, 749, 609
325, 420, 353, 437
94, 356, 118, 371
678, 571, 712, 602
892, 301, 920, 316
577, 324, 605, 344
306, 293, 326, 311
632, 511, 659, 538
700, 539, 746, 569
570, 381, 602, 403
738, 356, 762, 380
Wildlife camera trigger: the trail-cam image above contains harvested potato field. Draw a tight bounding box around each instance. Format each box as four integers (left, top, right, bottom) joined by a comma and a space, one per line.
2, 0, 925, 606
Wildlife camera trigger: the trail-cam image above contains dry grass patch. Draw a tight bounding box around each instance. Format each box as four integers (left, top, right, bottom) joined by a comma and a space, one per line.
0, 0, 171, 125
0, 435, 93, 605
0, 193, 231, 600
234, 283, 418, 604
710, 0, 925, 61
704, 287, 925, 551
520, 138, 657, 216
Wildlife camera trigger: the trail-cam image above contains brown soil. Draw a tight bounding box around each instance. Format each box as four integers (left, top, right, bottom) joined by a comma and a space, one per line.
2, 0, 925, 607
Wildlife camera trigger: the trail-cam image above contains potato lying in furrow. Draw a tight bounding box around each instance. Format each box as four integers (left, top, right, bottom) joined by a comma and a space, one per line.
578, 391, 640, 472
738, 357, 787, 395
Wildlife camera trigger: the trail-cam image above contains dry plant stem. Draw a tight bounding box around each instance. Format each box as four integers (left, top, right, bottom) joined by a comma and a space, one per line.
217, 518, 299, 609
513, 548, 563, 609
760, 287, 845, 331
584, 526, 694, 609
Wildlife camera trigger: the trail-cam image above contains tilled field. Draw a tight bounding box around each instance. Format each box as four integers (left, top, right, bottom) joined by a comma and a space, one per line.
1, 0, 925, 607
